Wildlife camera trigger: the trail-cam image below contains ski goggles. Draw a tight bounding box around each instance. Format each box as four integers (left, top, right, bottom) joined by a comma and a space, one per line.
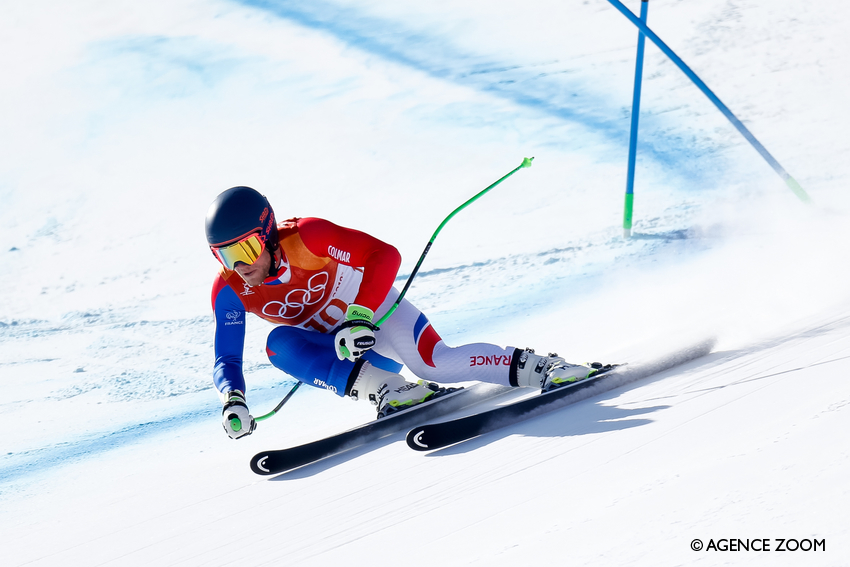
211, 232, 266, 270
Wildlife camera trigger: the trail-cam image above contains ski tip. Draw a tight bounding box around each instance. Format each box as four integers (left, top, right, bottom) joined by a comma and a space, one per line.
251, 453, 275, 475
406, 427, 433, 451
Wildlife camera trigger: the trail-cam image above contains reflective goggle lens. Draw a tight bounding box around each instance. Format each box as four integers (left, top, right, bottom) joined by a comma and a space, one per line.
211, 234, 266, 270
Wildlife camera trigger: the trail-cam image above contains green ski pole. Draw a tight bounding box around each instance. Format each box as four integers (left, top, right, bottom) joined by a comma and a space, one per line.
254, 381, 302, 422
376, 156, 534, 326
254, 157, 534, 424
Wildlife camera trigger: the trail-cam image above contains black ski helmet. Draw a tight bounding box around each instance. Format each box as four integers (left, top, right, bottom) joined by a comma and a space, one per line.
205, 186, 279, 252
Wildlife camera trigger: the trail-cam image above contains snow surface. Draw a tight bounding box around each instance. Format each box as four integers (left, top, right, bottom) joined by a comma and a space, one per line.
2, 0, 850, 565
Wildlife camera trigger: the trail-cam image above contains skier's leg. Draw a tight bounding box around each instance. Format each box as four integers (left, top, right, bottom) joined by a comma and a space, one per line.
266, 325, 402, 397
267, 325, 445, 415
372, 288, 596, 390
372, 288, 516, 386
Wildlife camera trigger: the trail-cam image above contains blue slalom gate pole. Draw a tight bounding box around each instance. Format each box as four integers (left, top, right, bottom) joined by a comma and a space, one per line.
624, 0, 648, 238
606, 0, 810, 203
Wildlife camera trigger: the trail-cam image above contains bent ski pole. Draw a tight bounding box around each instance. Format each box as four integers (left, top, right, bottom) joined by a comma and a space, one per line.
376, 156, 534, 326
254, 381, 302, 422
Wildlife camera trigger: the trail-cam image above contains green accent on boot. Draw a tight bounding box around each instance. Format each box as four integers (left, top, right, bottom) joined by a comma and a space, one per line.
551, 367, 599, 386
229, 417, 243, 432
388, 390, 436, 408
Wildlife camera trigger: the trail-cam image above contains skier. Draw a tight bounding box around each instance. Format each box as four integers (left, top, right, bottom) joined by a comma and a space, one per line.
207, 186, 597, 439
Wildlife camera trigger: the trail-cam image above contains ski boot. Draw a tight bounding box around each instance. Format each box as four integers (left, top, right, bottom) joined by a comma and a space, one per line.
513, 348, 600, 392
347, 362, 449, 418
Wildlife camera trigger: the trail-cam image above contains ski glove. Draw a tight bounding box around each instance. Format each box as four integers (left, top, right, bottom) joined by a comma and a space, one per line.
222, 391, 256, 439
334, 304, 378, 362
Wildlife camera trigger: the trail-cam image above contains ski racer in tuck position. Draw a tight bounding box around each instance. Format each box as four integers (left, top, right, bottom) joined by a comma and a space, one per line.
207, 186, 598, 439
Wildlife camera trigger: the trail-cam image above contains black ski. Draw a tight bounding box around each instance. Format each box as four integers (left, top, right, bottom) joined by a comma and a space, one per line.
406, 339, 716, 451
250, 385, 507, 475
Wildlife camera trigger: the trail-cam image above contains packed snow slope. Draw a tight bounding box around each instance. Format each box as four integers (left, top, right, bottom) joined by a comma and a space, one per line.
2, 0, 850, 565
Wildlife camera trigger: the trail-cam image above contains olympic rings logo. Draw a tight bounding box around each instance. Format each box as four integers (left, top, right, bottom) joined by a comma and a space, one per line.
262, 272, 329, 320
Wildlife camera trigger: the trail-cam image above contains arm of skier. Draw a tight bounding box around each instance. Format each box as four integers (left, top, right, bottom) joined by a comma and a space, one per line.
211, 274, 255, 439
297, 217, 402, 360
297, 217, 402, 311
